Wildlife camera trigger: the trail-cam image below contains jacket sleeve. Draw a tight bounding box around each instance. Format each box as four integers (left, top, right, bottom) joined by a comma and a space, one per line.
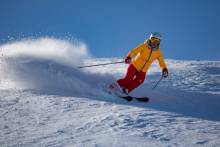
157, 50, 167, 70
127, 44, 144, 58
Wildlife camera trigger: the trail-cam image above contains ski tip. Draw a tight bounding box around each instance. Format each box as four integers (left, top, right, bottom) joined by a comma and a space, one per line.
135, 97, 149, 102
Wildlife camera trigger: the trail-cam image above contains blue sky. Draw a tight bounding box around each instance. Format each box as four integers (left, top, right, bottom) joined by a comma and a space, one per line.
0, 0, 220, 60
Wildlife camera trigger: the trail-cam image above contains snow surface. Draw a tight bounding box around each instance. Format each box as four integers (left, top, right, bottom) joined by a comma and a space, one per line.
0, 38, 220, 147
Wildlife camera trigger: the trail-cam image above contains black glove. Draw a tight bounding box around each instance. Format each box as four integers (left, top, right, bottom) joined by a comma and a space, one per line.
162, 68, 168, 78
124, 56, 132, 64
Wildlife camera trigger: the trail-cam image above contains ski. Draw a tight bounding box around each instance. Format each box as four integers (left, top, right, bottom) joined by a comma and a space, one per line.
102, 84, 149, 102
118, 95, 149, 102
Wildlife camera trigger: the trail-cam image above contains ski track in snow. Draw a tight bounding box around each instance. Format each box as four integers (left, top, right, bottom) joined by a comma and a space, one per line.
1, 89, 220, 147
0, 39, 220, 146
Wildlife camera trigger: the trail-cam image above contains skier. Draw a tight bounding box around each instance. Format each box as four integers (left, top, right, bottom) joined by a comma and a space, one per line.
109, 32, 168, 96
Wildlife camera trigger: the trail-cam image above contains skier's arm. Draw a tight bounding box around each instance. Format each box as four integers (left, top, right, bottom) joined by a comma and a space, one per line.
157, 52, 168, 78
127, 44, 144, 58
157, 51, 167, 70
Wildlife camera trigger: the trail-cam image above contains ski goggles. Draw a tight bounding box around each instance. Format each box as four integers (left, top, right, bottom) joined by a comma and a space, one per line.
150, 37, 160, 42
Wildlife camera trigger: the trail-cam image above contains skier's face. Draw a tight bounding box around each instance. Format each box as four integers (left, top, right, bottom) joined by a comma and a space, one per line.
150, 37, 160, 48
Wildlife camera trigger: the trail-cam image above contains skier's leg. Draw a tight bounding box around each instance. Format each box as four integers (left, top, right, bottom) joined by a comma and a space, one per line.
126, 72, 146, 93
117, 64, 137, 88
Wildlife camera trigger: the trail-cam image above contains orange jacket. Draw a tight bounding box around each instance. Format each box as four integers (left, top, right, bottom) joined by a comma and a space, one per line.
127, 42, 167, 72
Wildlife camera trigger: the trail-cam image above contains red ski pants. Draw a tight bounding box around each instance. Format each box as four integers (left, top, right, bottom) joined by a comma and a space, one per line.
117, 64, 146, 93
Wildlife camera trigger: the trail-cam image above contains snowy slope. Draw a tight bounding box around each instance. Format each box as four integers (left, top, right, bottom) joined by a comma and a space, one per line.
0, 38, 220, 147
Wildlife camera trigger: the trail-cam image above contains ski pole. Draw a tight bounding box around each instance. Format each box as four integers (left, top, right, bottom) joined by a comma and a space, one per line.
78, 61, 124, 68
152, 76, 163, 90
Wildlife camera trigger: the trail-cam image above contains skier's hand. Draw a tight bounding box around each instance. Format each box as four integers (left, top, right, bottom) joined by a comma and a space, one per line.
162, 68, 168, 78
124, 56, 132, 64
